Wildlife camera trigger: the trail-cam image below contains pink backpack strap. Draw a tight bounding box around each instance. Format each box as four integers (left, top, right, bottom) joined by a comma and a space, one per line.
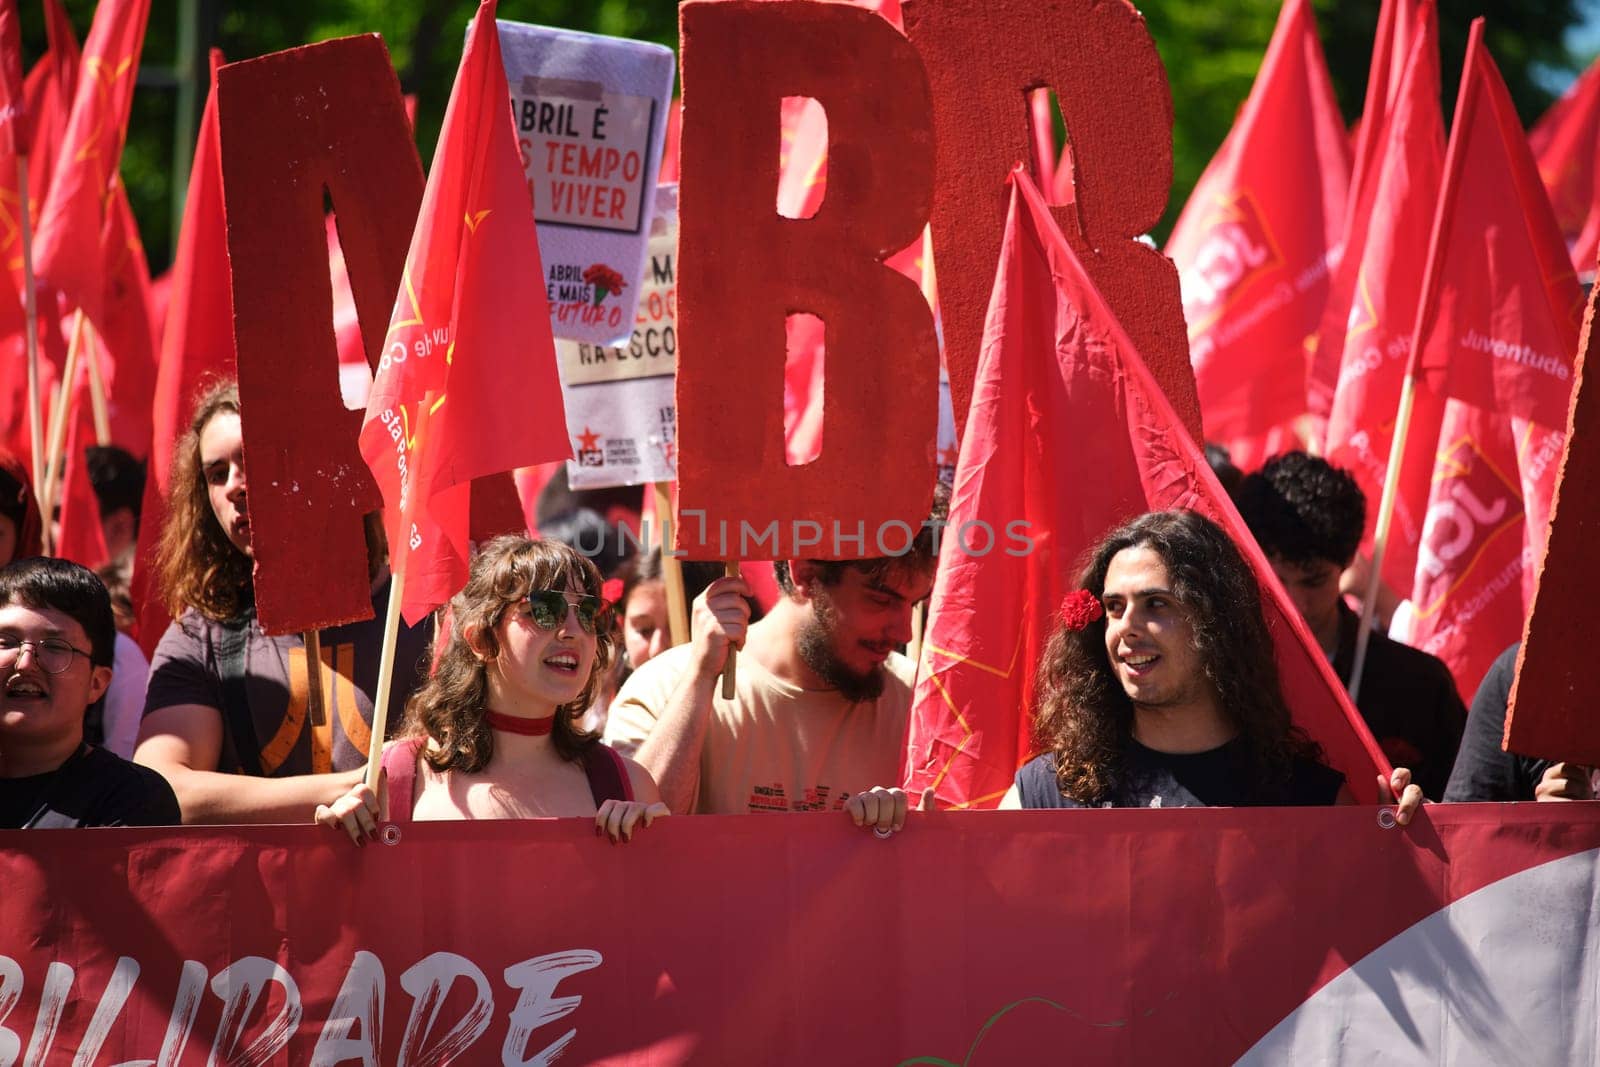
581, 743, 634, 805
380, 738, 426, 824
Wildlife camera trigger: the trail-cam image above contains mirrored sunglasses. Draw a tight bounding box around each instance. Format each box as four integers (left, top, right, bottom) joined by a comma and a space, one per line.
522, 590, 607, 635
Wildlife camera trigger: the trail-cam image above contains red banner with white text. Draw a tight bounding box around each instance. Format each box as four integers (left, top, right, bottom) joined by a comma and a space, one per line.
2, 809, 1599, 1064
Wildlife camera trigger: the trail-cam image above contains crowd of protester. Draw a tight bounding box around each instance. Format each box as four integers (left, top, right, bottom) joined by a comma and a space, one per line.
0, 380, 1591, 834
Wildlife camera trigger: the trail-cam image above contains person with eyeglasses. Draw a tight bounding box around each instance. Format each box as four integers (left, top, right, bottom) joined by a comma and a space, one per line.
134, 379, 432, 823
315, 536, 667, 844
0, 557, 179, 828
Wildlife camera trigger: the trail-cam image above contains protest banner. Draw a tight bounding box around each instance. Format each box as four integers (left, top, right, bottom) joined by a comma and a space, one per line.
676, 0, 938, 561
902, 0, 1201, 447
560, 184, 678, 492
1, 807, 1598, 1063
218, 35, 424, 635
498, 20, 675, 348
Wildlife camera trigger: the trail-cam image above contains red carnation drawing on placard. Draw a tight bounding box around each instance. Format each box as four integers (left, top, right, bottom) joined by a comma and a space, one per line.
583, 263, 626, 305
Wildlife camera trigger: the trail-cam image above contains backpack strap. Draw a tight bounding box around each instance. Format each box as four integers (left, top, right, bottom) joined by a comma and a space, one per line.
380, 738, 426, 824
581, 744, 633, 806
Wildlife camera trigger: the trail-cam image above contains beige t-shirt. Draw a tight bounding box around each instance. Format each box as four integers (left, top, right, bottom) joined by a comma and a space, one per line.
603, 643, 914, 814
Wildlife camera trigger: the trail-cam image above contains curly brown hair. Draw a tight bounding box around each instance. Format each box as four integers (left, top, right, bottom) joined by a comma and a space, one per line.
1034, 510, 1322, 804
153, 378, 252, 622
400, 536, 614, 774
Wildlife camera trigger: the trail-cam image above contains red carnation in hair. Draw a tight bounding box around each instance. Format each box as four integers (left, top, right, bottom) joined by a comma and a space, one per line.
1059, 589, 1104, 631
602, 578, 625, 607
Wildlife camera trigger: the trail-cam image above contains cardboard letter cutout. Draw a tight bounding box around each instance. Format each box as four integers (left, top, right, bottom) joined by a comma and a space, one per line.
1507, 282, 1600, 763
902, 0, 1203, 443
675, 1, 938, 560
218, 36, 424, 633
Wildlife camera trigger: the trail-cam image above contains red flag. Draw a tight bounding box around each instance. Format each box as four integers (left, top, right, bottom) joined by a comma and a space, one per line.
1322, 11, 1444, 595
93, 180, 156, 453
904, 167, 1389, 810
1166, 0, 1350, 451
1307, 0, 1424, 419
1395, 20, 1581, 698
1529, 57, 1600, 254
54, 374, 107, 569
0, 0, 26, 157
24, 0, 80, 204
30, 0, 150, 330
360, 0, 570, 625
131, 52, 229, 654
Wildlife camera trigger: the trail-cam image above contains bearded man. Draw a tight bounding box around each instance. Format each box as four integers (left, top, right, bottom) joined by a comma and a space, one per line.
604, 487, 946, 831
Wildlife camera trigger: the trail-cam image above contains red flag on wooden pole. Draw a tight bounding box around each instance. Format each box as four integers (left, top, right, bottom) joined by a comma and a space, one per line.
905, 167, 1389, 810
31, 0, 150, 332
1322, 9, 1444, 597
359, 0, 571, 627
1308, 0, 1425, 421
1368, 21, 1581, 701
1165, 0, 1349, 453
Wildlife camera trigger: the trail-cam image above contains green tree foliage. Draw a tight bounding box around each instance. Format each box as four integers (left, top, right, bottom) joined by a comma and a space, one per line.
12, 0, 1590, 271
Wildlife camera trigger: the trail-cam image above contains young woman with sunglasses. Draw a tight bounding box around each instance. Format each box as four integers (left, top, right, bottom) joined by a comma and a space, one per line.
316, 536, 667, 844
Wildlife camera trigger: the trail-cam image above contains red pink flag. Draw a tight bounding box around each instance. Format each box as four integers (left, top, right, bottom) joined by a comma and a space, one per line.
54, 375, 107, 569
131, 52, 229, 653
360, 0, 570, 625
1529, 56, 1600, 262
24, 0, 79, 204
0, 0, 26, 158
31, 0, 150, 331
1166, 0, 1349, 451
904, 167, 1388, 810
1394, 20, 1581, 699
1322, 10, 1444, 595
1308, 0, 1424, 419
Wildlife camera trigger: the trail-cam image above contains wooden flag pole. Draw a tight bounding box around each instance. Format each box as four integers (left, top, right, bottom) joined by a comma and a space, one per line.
40, 310, 86, 529
908, 600, 926, 688
304, 629, 326, 727
363, 569, 406, 793
82, 320, 112, 446
1350, 374, 1419, 704
16, 157, 42, 498
652, 481, 688, 647
39, 379, 56, 556
363, 390, 436, 794
720, 560, 738, 699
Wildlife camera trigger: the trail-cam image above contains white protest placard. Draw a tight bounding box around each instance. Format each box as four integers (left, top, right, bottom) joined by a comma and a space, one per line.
497, 20, 675, 347
561, 184, 678, 490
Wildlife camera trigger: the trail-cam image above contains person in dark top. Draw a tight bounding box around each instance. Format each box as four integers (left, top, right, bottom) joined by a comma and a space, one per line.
1235, 451, 1466, 799
1443, 643, 1595, 802
133, 378, 429, 824
0, 557, 178, 828
1003, 510, 1422, 816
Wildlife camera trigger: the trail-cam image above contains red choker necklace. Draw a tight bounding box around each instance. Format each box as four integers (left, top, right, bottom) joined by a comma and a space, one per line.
485, 711, 556, 736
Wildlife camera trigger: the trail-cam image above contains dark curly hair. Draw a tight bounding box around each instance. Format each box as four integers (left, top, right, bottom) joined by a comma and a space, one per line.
399, 536, 613, 773
1033, 510, 1322, 804
1235, 451, 1365, 569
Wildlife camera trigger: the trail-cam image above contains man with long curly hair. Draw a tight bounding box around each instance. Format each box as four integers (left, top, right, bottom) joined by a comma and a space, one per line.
1003, 510, 1423, 817
1236, 452, 1465, 799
